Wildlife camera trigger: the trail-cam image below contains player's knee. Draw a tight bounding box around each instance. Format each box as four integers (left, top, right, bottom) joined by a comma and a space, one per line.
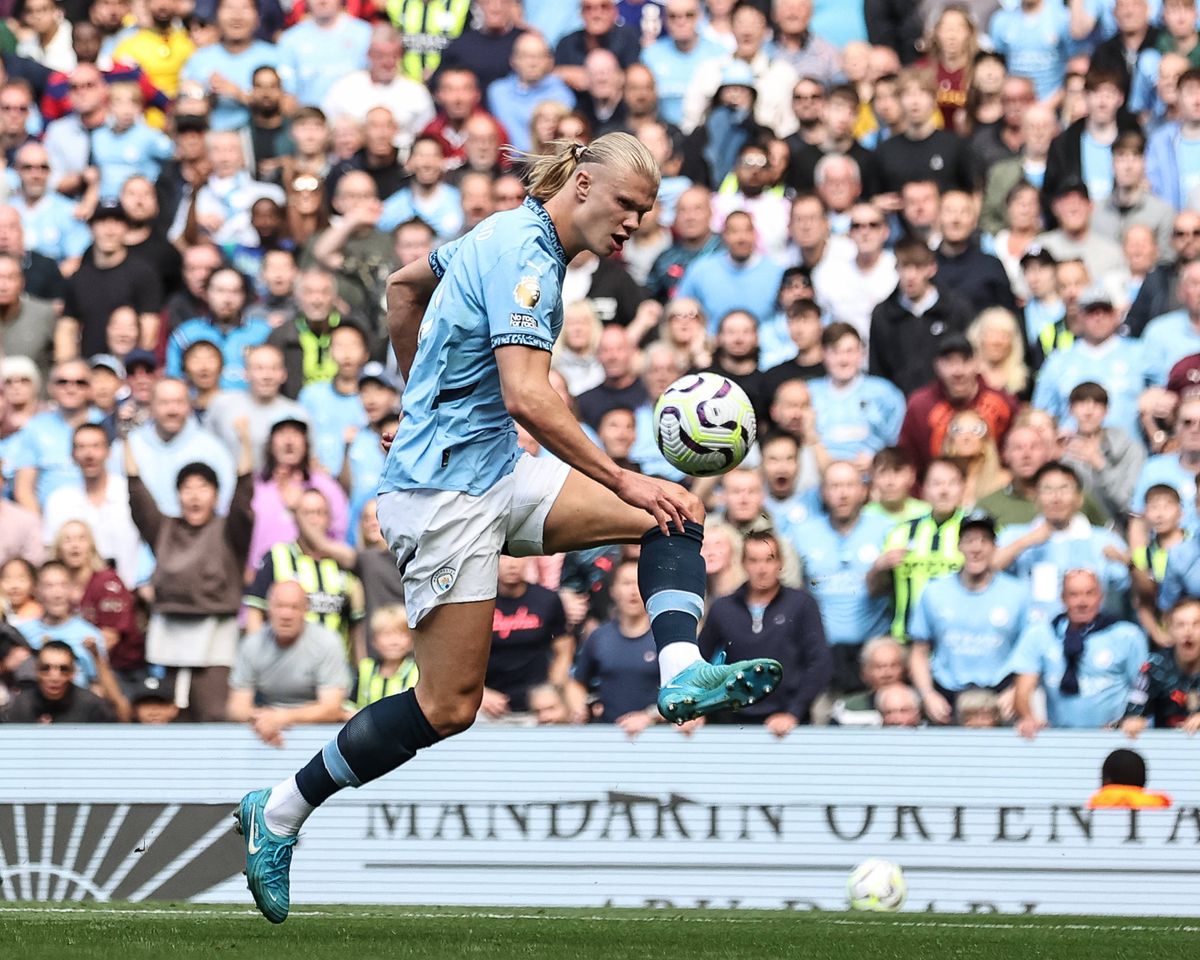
421, 691, 481, 738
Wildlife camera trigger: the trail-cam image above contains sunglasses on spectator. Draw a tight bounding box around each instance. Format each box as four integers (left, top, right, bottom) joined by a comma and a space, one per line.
37, 663, 73, 674
739, 155, 768, 168
54, 378, 89, 387
949, 421, 987, 438
292, 174, 320, 192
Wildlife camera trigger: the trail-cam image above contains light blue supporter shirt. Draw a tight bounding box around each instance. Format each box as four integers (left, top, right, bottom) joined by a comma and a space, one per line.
276, 15, 371, 107
166, 317, 273, 391
988, 1, 1071, 101
1130, 454, 1199, 530
91, 122, 174, 199
787, 511, 894, 646
179, 40, 287, 131
298, 380, 369, 476
18, 617, 105, 687
1009, 616, 1147, 728
380, 197, 567, 498
640, 36, 725, 128
808, 375, 905, 462
379, 183, 463, 241
12, 192, 91, 261
1179, 136, 1200, 203
5, 408, 104, 508
675, 251, 786, 332
908, 572, 1030, 691
1158, 536, 1200, 610
1079, 131, 1113, 204
1141, 310, 1200, 385
996, 517, 1131, 622
1031, 337, 1153, 437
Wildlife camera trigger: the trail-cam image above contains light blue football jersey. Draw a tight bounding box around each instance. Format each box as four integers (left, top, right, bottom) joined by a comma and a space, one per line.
379, 197, 567, 497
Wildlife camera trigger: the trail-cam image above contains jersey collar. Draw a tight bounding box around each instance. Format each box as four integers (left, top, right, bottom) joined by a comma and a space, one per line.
523, 195, 568, 267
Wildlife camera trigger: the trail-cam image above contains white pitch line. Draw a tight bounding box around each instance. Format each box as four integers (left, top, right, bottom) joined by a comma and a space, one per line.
0, 907, 1197, 932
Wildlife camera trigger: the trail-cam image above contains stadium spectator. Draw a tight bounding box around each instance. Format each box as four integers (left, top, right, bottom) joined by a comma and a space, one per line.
10, 141, 90, 276
810, 202, 895, 343
995, 461, 1131, 622
828, 635, 907, 727
642, 0, 723, 128
876, 682, 923, 727
760, 431, 821, 540
208, 347, 308, 475
1147, 67, 1200, 209
1013, 569, 1148, 736
0, 492, 41, 568
1086, 748, 1172, 808
111, 0, 195, 98
0, 204, 64, 304
792, 461, 893, 691
676, 210, 784, 332
575, 324, 648, 429
126, 415, 253, 722
2, 557, 41, 625
908, 510, 1028, 724
555, 0, 639, 91
1122, 597, 1200, 734
980, 104, 1059, 236
53, 518, 143, 674
699, 530, 831, 732
568, 557, 659, 730
762, 294, 825, 400
934, 189, 1018, 316
705, 309, 768, 423
1092, 132, 1176, 253
484, 554, 571, 720
60, 200, 162, 360
808, 322, 904, 468
228, 579, 349, 746
1058, 382, 1145, 529
0, 639, 114, 722
321, 25, 435, 149
1038, 179, 1126, 282
878, 457, 968, 639
877, 67, 977, 194
968, 308, 1030, 399
348, 603, 418, 711
868, 237, 973, 397
10, 358, 99, 514
16, 560, 106, 688
865, 446, 927, 525
645, 186, 719, 302
43, 62, 106, 196
297, 324, 370, 476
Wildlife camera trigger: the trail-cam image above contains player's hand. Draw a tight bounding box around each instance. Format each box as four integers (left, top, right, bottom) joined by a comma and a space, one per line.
764, 712, 798, 738
479, 687, 509, 719
921, 690, 953, 725
1182, 714, 1200, 736
616, 709, 656, 737
1120, 716, 1147, 739
1016, 715, 1045, 740
615, 470, 694, 536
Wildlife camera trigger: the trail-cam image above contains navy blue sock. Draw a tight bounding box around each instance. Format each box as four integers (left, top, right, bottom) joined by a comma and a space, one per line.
294, 689, 442, 807
638, 520, 706, 653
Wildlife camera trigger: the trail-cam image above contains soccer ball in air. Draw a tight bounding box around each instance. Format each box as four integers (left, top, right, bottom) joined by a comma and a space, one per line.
847, 859, 907, 912
653, 373, 756, 477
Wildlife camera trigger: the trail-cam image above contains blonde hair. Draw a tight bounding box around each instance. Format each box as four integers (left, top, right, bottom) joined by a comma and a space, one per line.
53, 520, 106, 575
968, 307, 1029, 395
370, 603, 409, 637
506, 134, 661, 203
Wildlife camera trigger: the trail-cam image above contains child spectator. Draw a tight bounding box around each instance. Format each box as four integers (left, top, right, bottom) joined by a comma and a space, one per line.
864, 447, 929, 525
91, 83, 173, 200
347, 604, 418, 712
1, 558, 41, 626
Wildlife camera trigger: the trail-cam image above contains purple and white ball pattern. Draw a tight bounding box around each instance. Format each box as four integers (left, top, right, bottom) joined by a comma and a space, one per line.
653, 373, 756, 477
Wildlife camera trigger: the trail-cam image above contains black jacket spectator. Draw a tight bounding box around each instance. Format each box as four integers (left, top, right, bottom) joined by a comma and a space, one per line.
868, 284, 974, 396
579, 258, 648, 326
1, 684, 114, 722
935, 240, 1019, 316
1126, 263, 1178, 336
864, 0, 923, 63
785, 138, 882, 198
646, 234, 722, 302
555, 23, 640, 70
699, 584, 832, 723
437, 25, 526, 93
877, 129, 977, 194
1043, 112, 1143, 212
680, 113, 773, 189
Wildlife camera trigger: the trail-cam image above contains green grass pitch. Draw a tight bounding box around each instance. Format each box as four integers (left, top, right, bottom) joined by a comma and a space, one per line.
0, 903, 1196, 960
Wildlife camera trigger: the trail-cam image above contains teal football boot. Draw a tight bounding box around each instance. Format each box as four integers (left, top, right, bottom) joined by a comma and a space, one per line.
657, 652, 783, 723
233, 788, 298, 924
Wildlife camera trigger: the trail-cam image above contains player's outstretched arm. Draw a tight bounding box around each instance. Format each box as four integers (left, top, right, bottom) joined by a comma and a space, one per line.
496, 344, 693, 535
386, 258, 439, 382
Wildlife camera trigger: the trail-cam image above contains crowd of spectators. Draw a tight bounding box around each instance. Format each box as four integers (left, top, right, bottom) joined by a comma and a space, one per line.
6, 0, 1200, 742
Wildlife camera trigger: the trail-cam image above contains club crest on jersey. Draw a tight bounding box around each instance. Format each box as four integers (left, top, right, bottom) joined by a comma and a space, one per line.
431, 566, 457, 595
514, 276, 541, 309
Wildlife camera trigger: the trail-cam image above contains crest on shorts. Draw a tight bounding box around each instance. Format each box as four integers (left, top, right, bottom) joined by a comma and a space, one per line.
431, 566, 457, 595
513, 276, 541, 309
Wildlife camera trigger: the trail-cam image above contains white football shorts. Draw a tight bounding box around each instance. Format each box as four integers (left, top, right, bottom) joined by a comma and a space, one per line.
376, 453, 571, 627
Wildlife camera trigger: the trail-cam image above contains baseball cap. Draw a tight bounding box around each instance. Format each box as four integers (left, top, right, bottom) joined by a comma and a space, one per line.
127, 670, 176, 705
936, 334, 973, 359
269, 414, 309, 434
1019, 246, 1057, 269
359, 361, 400, 391
124, 348, 158, 372
959, 509, 997, 540
717, 60, 756, 91
1167, 352, 1200, 399
1079, 284, 1114, 310
90, 198, 131, 225
89, 354, 126, 379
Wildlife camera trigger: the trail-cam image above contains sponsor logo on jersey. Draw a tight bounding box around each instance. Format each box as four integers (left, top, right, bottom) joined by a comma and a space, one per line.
509, 313, 537, 329
513, 276, 541, 309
